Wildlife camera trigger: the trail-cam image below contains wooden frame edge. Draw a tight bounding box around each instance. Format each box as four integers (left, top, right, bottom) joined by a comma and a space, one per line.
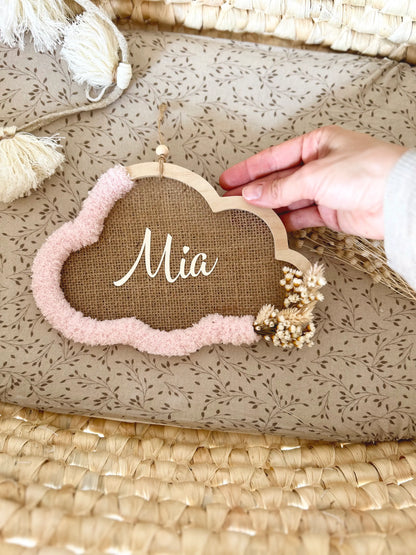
126, 162, 312, 274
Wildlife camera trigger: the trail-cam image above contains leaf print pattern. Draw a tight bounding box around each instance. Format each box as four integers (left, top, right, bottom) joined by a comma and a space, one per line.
1, 31, 416, 442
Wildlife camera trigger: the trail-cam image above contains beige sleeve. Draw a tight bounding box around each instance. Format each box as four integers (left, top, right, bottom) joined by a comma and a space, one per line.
384, 148, 416, 291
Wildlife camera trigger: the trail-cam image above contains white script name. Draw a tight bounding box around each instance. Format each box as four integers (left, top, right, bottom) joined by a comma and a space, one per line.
113, 227, 218, 286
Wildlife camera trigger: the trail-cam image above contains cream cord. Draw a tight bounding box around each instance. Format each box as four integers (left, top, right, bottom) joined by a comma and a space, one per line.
17, 86, 125, 134
13, 0, 131, 135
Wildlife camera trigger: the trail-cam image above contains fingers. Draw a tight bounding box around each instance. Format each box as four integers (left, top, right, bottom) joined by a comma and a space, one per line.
224, 185, 314, 214
281, 199, 315, 213
223, 184, 246, 197
240, 163, 318, 209
279, 206, 326, 232
222, 167, 300, 199
224, 178, 329, 232
219, 128, 323, 189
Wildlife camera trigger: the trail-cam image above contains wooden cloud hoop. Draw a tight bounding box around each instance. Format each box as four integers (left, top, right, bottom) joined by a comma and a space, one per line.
127, 161, 311, 273
32, 160, 324, 356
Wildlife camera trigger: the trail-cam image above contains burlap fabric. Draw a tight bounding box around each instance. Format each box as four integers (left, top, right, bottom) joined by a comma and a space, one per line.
61, 176, 285, 330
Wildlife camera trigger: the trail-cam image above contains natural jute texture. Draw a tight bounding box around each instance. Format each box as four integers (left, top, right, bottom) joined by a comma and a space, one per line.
61, 176, 285, 330
0, 401, 416, 554
99, 0, 416, 63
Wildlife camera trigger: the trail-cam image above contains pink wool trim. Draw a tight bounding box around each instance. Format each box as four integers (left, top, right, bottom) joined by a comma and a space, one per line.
31, 166, 259, 356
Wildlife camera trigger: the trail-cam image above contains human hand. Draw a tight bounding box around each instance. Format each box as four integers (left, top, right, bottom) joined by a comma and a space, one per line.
219, 126, 408, 239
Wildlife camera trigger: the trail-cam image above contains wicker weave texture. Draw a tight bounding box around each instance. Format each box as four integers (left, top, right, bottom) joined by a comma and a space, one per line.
1, 402, 416, 554
100, 0, 416, 63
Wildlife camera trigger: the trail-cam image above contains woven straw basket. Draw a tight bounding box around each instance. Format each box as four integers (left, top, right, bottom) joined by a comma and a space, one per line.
2, 1, 416, 553
1, 401, 416, 554
99, 0, 416, 63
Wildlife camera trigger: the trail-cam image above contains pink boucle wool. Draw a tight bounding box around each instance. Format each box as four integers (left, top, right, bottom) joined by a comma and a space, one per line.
31, 166, 259, 356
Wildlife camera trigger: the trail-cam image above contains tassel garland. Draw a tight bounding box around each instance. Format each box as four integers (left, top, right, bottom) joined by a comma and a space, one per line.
61, 11, 120, 92
61, 0, 131, 100
0, 0, 132, 204
0, 0, 73, 52
0, 127, 64, 204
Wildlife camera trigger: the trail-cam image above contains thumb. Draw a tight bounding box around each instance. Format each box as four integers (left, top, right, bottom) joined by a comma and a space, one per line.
241, 164, 318, 209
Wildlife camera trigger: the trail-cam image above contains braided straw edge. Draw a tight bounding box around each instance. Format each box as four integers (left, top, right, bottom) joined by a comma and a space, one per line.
98, 0, 416, 64
0, 401, 416, 553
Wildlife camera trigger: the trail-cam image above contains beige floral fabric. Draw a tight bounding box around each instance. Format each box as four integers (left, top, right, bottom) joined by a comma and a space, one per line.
1, 31, 416, 442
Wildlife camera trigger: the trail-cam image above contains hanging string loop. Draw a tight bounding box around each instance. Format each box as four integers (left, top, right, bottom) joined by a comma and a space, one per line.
156, 103, 169, 176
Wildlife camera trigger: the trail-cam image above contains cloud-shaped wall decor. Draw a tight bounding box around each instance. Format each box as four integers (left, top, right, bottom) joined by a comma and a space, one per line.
32, 163, 315, 356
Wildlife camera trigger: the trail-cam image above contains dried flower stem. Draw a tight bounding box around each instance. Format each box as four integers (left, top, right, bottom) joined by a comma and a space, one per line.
292, 228, 416, 302
254, 263, 326, 349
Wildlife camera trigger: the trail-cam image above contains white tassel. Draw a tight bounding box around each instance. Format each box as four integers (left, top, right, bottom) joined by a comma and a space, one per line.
0, 0, 72, 52
61, 11, 119, 93
0, 128, 64, 204
0, 0, 132, 203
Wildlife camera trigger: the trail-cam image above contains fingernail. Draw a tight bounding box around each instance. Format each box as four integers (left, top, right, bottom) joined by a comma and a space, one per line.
243, 184, 262, 200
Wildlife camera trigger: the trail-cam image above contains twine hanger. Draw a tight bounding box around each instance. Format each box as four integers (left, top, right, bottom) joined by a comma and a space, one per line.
156, 103, 169, 177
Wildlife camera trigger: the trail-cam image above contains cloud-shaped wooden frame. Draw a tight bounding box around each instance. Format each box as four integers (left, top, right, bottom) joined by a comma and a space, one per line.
32, 163, 311, 356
